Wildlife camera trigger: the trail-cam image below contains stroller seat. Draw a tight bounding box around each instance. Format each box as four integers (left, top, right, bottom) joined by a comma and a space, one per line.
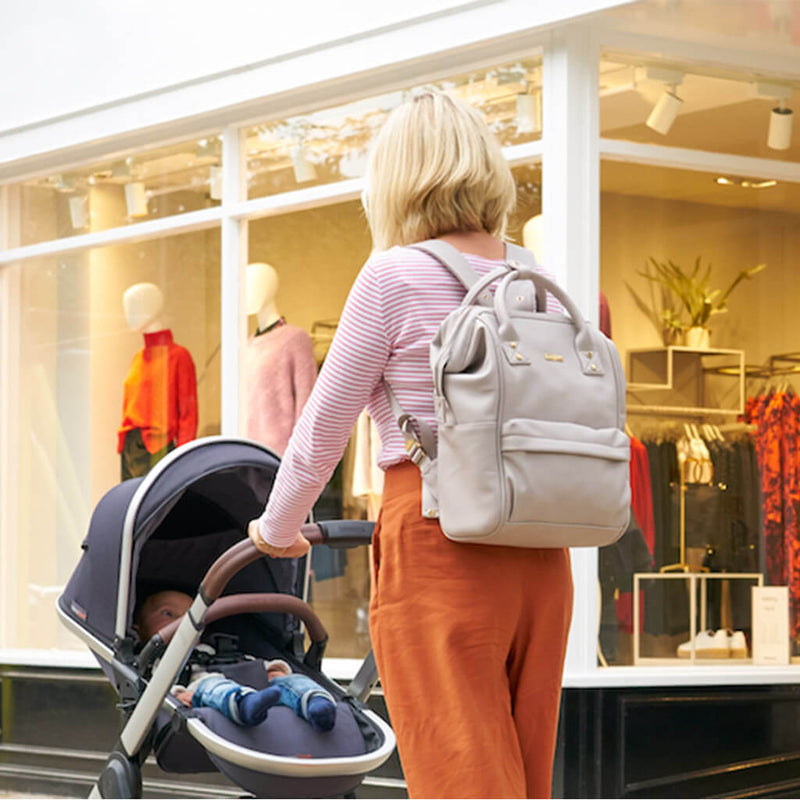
154, 659, 371, 797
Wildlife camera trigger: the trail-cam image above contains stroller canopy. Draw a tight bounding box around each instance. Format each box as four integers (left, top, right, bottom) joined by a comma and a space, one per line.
59, 437, 292, 651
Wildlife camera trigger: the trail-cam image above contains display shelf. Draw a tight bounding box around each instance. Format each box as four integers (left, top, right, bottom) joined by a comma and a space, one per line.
632, 571, 763, 666
626, 346, 745, 416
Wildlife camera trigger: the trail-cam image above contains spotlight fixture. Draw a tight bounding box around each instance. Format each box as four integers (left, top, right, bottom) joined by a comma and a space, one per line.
516, 91, 541, 134
68, 195, 89, 229
209, 165, 222, 201
768, 101, 793, 150
644, 67, 685, 135
756, 82, 794, 151
291, 143, 317, 183
124, 182, 149, 217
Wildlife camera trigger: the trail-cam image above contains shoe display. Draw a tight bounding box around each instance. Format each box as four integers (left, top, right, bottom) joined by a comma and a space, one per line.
728, 630, 748, 658
676, 628, 749, 659
677, 629, 730, 659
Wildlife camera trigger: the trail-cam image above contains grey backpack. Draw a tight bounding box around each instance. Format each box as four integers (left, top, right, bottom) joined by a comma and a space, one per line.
386, 239, 630, 548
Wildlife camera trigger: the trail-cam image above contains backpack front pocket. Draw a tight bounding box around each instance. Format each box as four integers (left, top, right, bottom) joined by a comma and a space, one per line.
502, 419, 630, 529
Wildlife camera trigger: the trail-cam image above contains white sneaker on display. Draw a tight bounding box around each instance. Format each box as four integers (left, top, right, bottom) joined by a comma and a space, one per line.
676, 629, 730, 659
728, 630, 748, 658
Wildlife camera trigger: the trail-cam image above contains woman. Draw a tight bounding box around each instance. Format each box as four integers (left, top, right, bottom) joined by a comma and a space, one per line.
248, 91, 573, 799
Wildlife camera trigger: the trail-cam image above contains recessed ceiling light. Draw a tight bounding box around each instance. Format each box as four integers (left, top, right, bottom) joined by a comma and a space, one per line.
715, 176, 777, 189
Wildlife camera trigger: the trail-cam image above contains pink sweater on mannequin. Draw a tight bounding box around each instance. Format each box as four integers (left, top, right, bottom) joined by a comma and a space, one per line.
245, 323, 317, 457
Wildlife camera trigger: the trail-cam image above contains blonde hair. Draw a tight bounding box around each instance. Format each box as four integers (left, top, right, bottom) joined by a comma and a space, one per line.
363, 91, 516, 251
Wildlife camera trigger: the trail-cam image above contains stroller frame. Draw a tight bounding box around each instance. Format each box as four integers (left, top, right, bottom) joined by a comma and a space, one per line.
56, 436, 395, 799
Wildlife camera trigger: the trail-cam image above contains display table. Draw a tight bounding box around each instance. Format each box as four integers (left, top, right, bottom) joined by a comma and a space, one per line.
632, 571, 763, 665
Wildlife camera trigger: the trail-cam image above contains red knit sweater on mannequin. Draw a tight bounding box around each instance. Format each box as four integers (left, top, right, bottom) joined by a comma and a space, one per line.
117, 329, 198, 454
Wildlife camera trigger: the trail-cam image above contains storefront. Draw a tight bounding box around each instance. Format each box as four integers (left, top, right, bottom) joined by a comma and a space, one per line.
1, 1, 800, 796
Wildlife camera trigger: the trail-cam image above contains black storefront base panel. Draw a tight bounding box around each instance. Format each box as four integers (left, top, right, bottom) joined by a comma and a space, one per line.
557, 684, 800, 799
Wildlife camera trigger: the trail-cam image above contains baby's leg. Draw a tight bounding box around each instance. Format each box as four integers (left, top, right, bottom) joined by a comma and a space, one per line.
271, 674, 336, 732
192, 674, 279, 726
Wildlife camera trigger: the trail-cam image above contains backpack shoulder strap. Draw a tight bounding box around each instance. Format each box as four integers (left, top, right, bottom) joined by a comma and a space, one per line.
411, 239, 548, 312
504, 242, 548, 312
408, 239, 484, 291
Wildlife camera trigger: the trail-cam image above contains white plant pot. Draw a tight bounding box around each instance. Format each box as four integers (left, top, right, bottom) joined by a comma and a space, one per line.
684, 326, 711, 349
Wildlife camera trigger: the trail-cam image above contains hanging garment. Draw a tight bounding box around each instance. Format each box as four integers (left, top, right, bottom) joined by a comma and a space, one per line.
599, 508, 652, 661
629, 436, 656, 555
245, 323, 317, 457
117, 329, 197, 455
747, 390, 800, 641
351, 410, 384, 521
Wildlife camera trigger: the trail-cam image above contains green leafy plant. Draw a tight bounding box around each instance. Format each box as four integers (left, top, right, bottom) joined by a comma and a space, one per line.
627, 257, 766, 340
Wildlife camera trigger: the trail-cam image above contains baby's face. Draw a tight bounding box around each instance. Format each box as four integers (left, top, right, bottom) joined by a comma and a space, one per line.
135, 590, 192, 641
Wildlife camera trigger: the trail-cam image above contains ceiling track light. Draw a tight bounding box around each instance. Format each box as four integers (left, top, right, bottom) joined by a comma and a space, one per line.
125, 182, 149, 217
768, 100, 793, 151
643, 67, 685, 135
755, 82, 794, 151
209, 165, 222, 201
291, 142, 317, 183
515, 90, 541, 134
68, 195, 89, 229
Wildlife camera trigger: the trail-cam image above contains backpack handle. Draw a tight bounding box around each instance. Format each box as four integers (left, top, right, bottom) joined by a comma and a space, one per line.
493, 267, 595, 354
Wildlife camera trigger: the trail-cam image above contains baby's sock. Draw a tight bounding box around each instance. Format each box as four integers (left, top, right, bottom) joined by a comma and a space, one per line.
306, 695, 336, 732
237, 686, 281, 726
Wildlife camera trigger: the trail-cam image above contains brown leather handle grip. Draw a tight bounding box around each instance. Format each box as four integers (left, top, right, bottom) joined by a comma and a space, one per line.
156, 591, 328, 646
201, 523, 322, 601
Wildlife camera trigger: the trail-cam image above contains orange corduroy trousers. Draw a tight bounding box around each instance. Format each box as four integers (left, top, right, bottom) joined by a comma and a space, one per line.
370, 462, 574, 799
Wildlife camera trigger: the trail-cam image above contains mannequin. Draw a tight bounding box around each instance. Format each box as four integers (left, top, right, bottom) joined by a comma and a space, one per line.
123, 282, 165, 333
244, 263, 317, 457
246, 262, 281, 332
118, 283, 198, 480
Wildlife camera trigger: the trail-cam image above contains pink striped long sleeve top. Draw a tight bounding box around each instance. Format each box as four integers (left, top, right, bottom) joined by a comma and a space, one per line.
258, 245, 563, 547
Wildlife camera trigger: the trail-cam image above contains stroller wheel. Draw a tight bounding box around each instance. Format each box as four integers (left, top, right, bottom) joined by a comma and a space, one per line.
96, 750, 142, 799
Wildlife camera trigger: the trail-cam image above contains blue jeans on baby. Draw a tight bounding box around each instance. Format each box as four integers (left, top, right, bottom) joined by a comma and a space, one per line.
270, 673, 334, 720
190, 672, 253, 725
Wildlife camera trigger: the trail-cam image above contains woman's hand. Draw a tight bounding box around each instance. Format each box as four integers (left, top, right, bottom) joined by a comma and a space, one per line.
247, 519, 311, 559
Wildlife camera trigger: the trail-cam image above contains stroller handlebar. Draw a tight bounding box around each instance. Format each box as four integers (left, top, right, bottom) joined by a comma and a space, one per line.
155, 591, 328, 647
201, 521, 374, 600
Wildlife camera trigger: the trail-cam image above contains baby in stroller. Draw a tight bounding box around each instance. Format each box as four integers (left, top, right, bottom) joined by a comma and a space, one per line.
134, 589, 337, 732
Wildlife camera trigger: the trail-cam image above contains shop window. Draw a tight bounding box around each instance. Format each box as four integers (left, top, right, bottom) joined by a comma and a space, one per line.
597, 157, 800, 669
0, 229, 220, 650
245, 56, 542, 200
600, 56, 799, 161
2, 135, 223, 249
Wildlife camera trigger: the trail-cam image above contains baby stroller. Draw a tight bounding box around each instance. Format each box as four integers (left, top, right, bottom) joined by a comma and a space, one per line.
57, 437, 395, 799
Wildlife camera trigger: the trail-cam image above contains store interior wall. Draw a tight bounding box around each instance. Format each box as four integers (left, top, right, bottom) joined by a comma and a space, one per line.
247, 201, 371, 335
601, 191, 800, 377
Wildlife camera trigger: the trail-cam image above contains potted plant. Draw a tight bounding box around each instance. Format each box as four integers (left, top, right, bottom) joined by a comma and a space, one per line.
627, 256, 766, 348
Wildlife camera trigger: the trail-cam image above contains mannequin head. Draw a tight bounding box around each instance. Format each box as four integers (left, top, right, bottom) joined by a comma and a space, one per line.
123, 282, 165, 334
246, 262, 281, 330
522, 214, 544, 262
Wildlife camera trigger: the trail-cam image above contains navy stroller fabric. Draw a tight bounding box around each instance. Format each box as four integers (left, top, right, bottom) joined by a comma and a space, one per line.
59, 441, 299, 664
57, 439, 391, 798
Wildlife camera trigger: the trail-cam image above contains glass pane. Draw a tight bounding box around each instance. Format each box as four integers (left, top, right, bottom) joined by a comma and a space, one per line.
243, 162, 540, 657
246, 56, 542, 199
597, 157, 798, 667
600, 56, 799, 161
4, 135, 222, 249
0, 229, 220, 650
